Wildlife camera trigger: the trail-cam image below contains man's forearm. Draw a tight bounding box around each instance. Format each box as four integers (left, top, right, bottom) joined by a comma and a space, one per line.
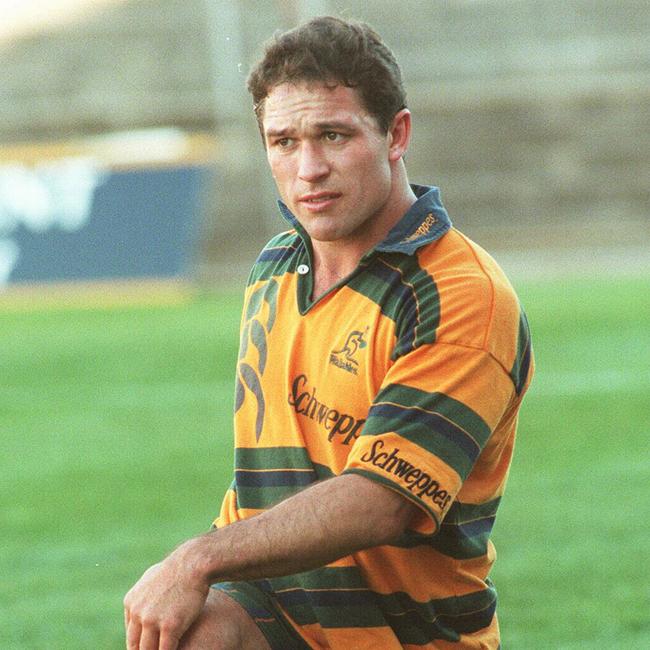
123, 474, 418, 649
175, 473, 418, 586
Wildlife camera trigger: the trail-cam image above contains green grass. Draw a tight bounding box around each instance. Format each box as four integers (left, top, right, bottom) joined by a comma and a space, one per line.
1, 277, 648, 649
491, 276, 650, 649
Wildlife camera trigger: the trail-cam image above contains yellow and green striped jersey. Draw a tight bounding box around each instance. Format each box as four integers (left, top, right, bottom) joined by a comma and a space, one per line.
215, 184, 534, 649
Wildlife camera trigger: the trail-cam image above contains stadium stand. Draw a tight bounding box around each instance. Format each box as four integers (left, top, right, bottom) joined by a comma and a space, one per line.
0, 0, 648, 284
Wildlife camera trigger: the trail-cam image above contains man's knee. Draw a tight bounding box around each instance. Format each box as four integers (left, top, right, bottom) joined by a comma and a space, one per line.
179, 588, 271, 650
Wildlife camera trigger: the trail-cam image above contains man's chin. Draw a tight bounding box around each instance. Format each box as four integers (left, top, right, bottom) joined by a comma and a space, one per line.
305, 229, 343, 244
298, 217, 344, 243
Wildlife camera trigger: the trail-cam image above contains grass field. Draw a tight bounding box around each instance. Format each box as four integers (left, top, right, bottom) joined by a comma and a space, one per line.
1, 275, 649, 649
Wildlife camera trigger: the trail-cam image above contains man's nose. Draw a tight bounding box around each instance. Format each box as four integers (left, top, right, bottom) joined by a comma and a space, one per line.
298, 143, 330, 182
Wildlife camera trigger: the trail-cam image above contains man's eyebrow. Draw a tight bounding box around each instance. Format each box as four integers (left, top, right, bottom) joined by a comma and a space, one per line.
313, 121, 355, 132
265, 121, 355, 138
265, 127, 292, 138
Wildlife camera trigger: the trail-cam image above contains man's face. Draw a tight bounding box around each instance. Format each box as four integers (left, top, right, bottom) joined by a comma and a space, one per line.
262, 82, 395, 248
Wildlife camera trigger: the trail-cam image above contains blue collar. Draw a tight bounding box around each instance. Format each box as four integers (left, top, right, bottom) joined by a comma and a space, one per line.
277, 184, 452, 256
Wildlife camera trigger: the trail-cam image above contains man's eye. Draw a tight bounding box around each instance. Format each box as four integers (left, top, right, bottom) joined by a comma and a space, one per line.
277, 138, 292, 147
324, 132, 341, 142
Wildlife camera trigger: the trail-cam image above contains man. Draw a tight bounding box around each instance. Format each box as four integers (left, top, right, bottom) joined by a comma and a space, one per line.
124, 16, 533, 650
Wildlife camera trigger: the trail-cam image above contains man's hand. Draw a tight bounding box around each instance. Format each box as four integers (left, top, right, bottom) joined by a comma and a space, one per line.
123, 475, 418, 649
123, 543, 210, 650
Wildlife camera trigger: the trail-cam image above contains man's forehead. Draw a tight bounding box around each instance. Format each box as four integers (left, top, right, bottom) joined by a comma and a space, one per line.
262, 81, 373, 132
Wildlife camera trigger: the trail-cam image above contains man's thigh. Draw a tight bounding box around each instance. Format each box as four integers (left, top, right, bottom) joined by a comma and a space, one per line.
178, 587, 270, 650
179, 581, 308, 650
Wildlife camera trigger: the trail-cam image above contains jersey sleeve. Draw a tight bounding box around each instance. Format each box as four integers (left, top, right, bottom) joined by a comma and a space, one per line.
342, 341, 516, 535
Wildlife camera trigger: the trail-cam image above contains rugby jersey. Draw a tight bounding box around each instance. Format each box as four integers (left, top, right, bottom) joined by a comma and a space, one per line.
215, 184, 534, 649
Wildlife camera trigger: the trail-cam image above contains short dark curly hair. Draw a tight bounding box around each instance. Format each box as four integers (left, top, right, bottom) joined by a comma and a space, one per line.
247, 16, 407, 133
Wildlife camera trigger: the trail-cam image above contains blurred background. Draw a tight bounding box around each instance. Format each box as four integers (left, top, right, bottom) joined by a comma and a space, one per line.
1, 1, 649, 648
1, 0, 648, 294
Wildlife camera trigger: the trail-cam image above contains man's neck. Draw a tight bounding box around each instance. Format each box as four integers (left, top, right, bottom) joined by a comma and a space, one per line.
310, 171, 416, 300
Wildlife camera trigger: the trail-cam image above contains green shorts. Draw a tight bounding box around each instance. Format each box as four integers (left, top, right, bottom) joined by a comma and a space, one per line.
211, 580, 312, 649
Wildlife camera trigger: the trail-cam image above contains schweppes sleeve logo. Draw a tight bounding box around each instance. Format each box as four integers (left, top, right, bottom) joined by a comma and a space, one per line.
360, 439, 452, 510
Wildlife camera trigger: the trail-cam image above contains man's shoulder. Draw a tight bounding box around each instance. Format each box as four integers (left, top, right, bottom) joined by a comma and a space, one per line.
416, 228, 527, 359
420, 228, 518, 301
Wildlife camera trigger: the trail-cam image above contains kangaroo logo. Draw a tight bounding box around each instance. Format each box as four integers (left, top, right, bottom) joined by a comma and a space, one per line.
329, 328, 368, 375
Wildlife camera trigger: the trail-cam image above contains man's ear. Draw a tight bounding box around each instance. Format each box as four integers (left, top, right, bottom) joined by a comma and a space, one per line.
387, 108, 412, 162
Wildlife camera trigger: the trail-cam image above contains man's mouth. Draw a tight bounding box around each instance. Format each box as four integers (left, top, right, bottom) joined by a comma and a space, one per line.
299, 192, 341, 204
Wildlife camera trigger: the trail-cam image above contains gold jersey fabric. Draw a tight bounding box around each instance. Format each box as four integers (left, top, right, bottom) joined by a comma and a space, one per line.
215, 185, 534, 649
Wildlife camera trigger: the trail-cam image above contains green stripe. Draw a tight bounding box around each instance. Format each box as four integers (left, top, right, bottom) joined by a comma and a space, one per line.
271, 595, 384, 628
309, 600, 384, 628
234, 472, 334, 510
347, 252, 441, 359
212, 582, 312, 649
390, 253, 441, 355
362, 384, 491, 478
247, 231, 300, 285
362, 412, 475, 478
268, 566, 386, 628
370, 384, 491, 446
378, 583, 495, 621
270, 597, 318, 626
264, 567, 496, 640
396, 498, 501, 559
236, 447, 335, 479
311, 462, 333, 481
510, 308, 532, 394
270, 566, 367, 591
347, 266, 403, 322
248, 257, 295, 285
377, 582, 497, 644
446, 497, 500, 522
236, 447, 313, 470
236, 484, 306, 509
234, 447, 334, 509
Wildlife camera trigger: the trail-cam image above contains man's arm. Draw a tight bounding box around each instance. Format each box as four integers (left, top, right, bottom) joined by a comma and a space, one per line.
124, 473, 419, 650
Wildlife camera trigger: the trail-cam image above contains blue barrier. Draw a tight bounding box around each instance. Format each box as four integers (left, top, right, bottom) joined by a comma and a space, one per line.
0, 132, 215, 287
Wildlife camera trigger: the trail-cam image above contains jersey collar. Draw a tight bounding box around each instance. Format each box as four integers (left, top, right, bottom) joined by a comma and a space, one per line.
375, 184, 452, 254
277, 183, 452, 256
